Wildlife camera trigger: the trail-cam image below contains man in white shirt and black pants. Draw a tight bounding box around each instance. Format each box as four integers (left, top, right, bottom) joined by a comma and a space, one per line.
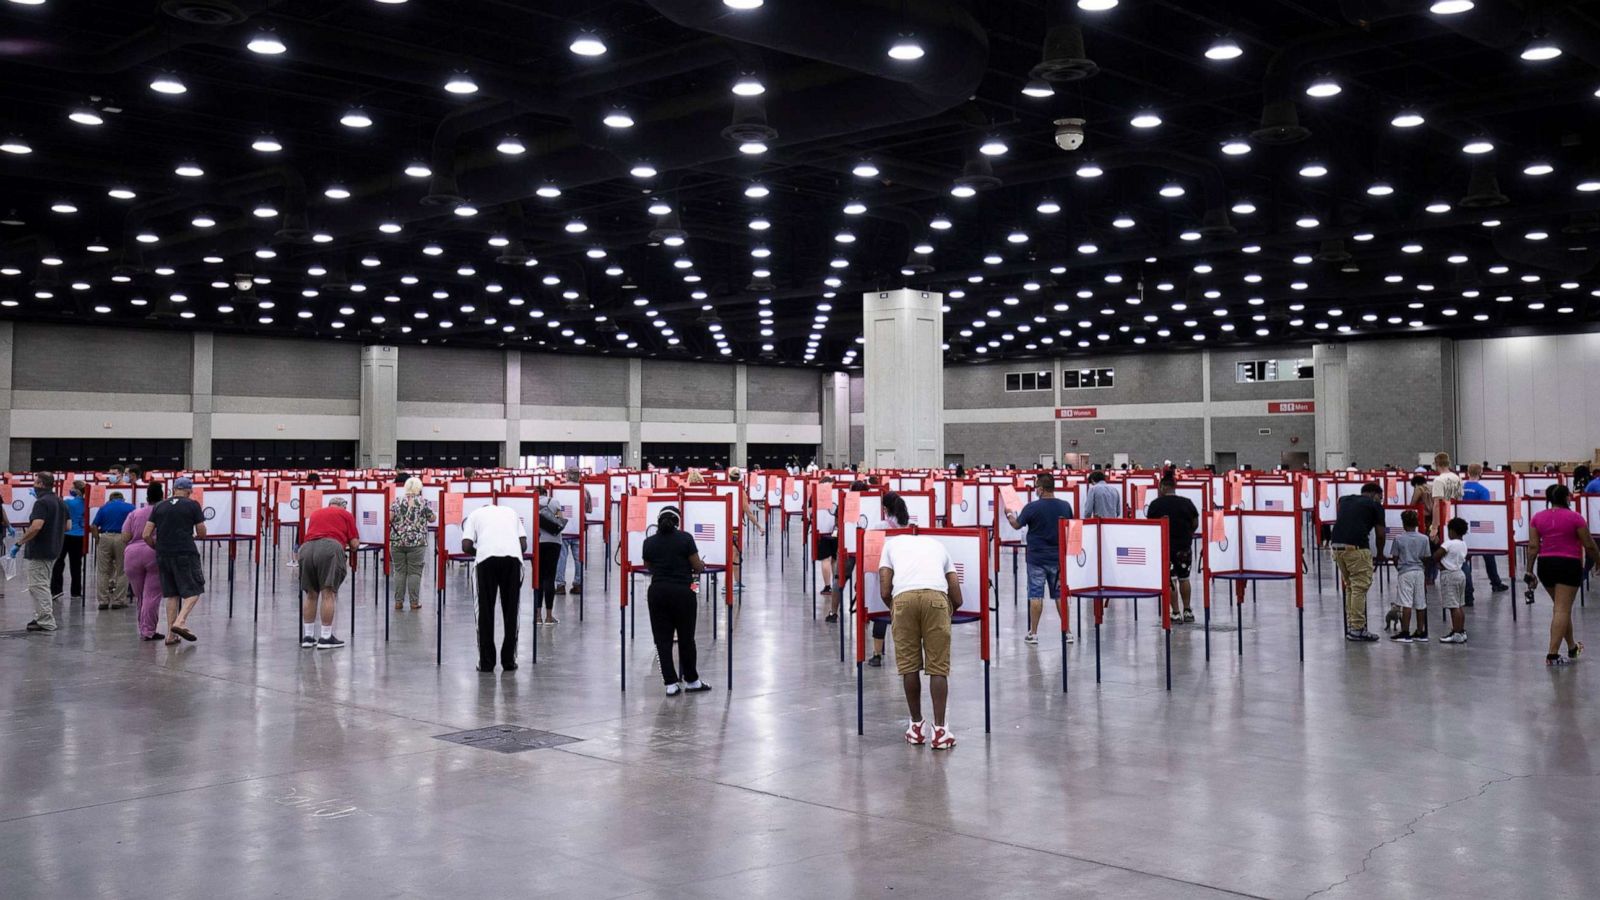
461, 503, 528, 673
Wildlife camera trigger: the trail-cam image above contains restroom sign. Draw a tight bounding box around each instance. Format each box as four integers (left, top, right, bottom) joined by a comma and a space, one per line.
1055, 407, 1098, 419
1268, 401, 1315, 414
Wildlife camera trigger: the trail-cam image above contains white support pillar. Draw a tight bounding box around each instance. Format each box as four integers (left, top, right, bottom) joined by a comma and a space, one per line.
1201, 348, 1214, 464
359, 345, 399, 469
503, 350, 522, 467
820, 371, 850, 468
863, 288, 944, 468
1313, 343, 1350, 469
733, 363, 749, 468
191, 333, 214, 469
0, 322, 12, 470
626, 358, 643, 467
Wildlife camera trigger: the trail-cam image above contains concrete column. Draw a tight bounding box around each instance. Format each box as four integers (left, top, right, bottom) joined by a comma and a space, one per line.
733, 363, 749, 468
359, 345, 399, 468
0, 322, 12, 470
190, 333, 214, 469
863, 288, 944, 468
503, 350, 522, 467
1313, 343, 1350, 469
626, 358, 643, 467
1201, 348, 1214, 464
1052, 355, 1063, 465
820, 371, 850, 468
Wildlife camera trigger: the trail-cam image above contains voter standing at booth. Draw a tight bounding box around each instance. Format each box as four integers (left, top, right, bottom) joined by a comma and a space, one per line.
879, 530, 962, 750
1331, 482, 1387, 643
462, 500, 528, 673
298, 497, 360, 651
642, 506, 710, 696
1005, 473, 1076, 645
1145, 475, 1200, 623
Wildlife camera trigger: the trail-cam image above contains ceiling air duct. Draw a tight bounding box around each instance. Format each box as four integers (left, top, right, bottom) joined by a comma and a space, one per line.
1030, 23, 1098, 82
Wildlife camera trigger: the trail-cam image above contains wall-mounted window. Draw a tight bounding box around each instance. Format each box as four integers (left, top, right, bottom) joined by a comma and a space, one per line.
1004, 370, 1054, 392
1235, 359, 1314, 383
1061, 367, 1114, 390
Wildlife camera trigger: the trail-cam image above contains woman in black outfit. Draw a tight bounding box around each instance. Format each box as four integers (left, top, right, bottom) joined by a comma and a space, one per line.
866, 493, 911, 668
642, 506, 710, 696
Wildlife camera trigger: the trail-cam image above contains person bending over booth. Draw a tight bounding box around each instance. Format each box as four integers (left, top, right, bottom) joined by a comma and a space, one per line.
1145, 476, 1200, 623
1330, 482, 1386, 643
297, 496, 361, 650
642, 506, 711, 696
879, 530, 963, 750
462, 500, 528, 673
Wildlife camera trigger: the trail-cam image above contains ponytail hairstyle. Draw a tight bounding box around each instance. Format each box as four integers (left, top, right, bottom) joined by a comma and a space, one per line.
881, 492, 910, 528
658, 505, 682, 533
147, 482, 166, 505
1547, 484, 1571, 508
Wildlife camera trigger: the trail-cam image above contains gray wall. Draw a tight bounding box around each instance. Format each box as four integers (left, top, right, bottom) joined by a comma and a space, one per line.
14, 323, 193, 395
522, 354, 629, 407
944, 362, 1054, 409
1347, 338, 1455, 468
1211, 416, 1314, 470
213, 334, 360, 399
1207, 346, 1317, 402
946, 422, 1057, 467
1058, 353, 1204, 405
746, 366, 820, 413
642, 359, 735, 409
397, 345, 505, 403
1060, 418, 1207, 467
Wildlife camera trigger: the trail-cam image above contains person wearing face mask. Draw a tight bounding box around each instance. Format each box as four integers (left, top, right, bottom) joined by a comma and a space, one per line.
642, 506, 710, 695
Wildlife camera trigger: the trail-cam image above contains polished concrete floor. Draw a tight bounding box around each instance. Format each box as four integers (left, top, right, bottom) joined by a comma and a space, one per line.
2, 528, 1596, 899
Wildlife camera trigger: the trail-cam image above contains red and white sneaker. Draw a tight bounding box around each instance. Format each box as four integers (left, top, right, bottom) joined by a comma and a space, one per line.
904, 720, 926, 745
930, 725, 956, 750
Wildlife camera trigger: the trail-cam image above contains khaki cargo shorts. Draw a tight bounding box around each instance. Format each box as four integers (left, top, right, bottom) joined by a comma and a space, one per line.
891, 589, 953, 677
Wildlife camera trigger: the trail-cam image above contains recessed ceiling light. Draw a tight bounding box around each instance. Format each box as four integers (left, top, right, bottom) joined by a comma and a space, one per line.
1367, 181, 1394, 196
1391, 109, 1426, 128
1462, 138, 1494, 154
340, 108, 373, 128
149, 73, 187, 95
246, 31, 287, 55
404, 162, 431, 177
68, 108, 103, 126
1205, 35, 1243, 60
887, 34, 925, 60
979, 136, 1008, 156
444, 71, 478, 94
1521, 35, 1561, 61
1021, 79, 1054, 98
1130, 111, 1162, 128
497, 134, 526, 155
1305, 76, 1341, 97
603, 109, 634, 128
1220, 139, 1251, 156
251, 135, 282, 152
569, 32, 607, 56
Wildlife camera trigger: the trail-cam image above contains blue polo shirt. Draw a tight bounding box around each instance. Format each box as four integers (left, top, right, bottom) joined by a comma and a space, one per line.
92, 498, 135, 534
1462, 481, 1490, 502
64, 495, 86, 537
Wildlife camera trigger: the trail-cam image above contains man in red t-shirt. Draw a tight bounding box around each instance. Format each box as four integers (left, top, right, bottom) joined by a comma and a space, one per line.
298, 497, 361, 650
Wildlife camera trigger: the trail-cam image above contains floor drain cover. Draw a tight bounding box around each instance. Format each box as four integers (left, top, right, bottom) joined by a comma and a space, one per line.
433, 725, 581, 754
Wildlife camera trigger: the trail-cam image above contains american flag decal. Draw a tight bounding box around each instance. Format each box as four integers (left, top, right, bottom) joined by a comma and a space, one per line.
562, 505, 574, 519
1255, 534, 1283, 552
361, 510, 378, 525
692, 523, 718, 542
1469, 520, 1494, 534
1385, 525, 1403, 537
239, 506, 254, 519
1263, 499, 1285, 510
1116, 547, 1147, 565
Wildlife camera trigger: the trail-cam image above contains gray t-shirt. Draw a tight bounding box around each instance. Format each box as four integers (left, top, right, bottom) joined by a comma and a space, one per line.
538, 495, 565, 546
1390, 531, 1432, 574
23, 492, 67, 561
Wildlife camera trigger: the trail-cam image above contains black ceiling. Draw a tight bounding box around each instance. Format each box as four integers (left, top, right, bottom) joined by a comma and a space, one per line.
2, 0, 1599, 368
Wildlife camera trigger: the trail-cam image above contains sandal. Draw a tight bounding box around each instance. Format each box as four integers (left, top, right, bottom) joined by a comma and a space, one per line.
1570, 642, 1584, 660
410, 602, 422, 610
171, 626, 197, 642
1547, 654, 1572, 667
1182, 610, 1195, 623
164, 636, 181, 646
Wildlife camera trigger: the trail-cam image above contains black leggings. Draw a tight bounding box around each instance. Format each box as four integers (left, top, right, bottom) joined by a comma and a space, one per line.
647, 581, 698, 685
536, 543, 560, 609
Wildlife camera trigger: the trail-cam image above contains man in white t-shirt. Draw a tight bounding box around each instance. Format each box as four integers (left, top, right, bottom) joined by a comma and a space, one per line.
879, 535, 963, 750
461, 504, 527, 673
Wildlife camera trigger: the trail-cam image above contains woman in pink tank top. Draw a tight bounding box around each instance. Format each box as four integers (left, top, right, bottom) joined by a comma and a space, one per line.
1528, 485, 1600, 666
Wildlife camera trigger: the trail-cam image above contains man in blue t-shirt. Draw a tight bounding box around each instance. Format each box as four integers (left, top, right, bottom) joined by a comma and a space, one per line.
1006, 473, 1076, 647
91, 490, 135, 609
1461, 463, 1509, 601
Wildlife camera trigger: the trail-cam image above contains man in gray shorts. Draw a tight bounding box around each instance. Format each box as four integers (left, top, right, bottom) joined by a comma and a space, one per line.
298, 496, 361, 650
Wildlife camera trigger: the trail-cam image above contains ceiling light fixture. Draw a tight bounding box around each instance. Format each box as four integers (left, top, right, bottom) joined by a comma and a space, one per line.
340, 108, 373, 128
1220, 138, 1251, 155
1205, 35, 1243, 60
1021, 79, 1055, 98
1305, 75, 1341, 97
1130, 111, 1162, 128
731, 74, 765, 96
444, 71, 478, 94
887, 34, 925, 61
978, 136, 1008, 156
68, 108, 103, 126
497, 134, 526, 155
1430, 1, 1474, 13
1521, 33, 1562, 61
251, 134, 282, 153
149, 72, 187, 95
569, 32, 607, 56
1391, 109, 1426, 128
246, 31, 287, 55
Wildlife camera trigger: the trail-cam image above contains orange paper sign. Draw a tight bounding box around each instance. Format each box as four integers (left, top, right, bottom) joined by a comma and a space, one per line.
626, 495, 649, 533
1132, 484, 1149, 513
1065, 519, 1083, 557
999, 484, 1022, 514
1207, 510, 1225, 542
301, 489, 322, 516
441, 492, 462, 525
90, 483, 107, 507
276, 481, 292, 504
950, 480, 965, 509
863, 528, 886, 572
842, 490, 861, 526
0, 484, 11, 506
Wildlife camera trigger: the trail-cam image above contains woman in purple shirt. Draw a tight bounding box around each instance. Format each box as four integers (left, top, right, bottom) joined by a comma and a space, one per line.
1527, 485, 1600, 666
122, 482, 166, 641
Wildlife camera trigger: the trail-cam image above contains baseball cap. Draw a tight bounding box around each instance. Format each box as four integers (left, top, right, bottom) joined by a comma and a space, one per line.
174, 476, 194, 490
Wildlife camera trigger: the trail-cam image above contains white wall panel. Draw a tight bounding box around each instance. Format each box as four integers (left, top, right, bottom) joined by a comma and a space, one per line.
11, 409, 193, 439
1458, 334, 1600, 463
212, 413, 360, 440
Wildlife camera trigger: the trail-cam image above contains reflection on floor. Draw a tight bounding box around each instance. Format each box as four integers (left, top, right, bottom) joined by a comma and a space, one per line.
2, 529, 1595, 899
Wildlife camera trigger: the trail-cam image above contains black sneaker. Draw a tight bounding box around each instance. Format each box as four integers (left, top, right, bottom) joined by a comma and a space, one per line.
1345, 629, 1379, 642
1491, 584, 1510, 593
25, 620, 56, 632
824, 613, 838, 623
316, 635, 345, 650
867, 654, 883, 667
1411, 631, 1430, 643
300, 634, 317, 649
1390, 631, 1413, 643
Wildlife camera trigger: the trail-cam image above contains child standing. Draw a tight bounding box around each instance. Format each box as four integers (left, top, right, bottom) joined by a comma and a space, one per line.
1433, 518, 1470, 644
1389, 510, 1432, 642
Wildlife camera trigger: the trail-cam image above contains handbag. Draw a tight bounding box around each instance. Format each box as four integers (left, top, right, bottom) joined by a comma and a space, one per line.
538, 511, 566, 536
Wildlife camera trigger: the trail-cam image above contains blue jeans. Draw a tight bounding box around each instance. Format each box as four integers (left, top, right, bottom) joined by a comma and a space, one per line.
1465, 555, 1506, 602
1026, 562, 1060, 602
557, 536, 581, 586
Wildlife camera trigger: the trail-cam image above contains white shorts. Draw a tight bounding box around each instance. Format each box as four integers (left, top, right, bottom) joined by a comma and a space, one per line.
1438, 570, 1466, 610
1396, 569, 1427, 609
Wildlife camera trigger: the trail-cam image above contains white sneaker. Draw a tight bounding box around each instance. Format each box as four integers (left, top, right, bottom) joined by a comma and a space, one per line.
904, 719, 926, 745
1440, 632, 1467, 644
665, 683, 682, 696
1065, 631, 1077, 644
1024, 631, 1039, 645
930, 725, 956, 750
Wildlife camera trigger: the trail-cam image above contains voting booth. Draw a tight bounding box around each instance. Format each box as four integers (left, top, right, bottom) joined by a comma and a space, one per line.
1452, 498, 1521, 621
854, 527, 992, 735
1202, 509, 1305, 662
618, 491, 736, 692
185, 486, 264, 619
1057, 518, 1172, 691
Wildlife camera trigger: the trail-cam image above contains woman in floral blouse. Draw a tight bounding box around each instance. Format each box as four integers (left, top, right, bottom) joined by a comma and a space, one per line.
390, 477, 436, 610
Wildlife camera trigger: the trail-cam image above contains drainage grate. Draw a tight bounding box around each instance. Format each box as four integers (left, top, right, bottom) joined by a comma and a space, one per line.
433, 724, 581, 754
